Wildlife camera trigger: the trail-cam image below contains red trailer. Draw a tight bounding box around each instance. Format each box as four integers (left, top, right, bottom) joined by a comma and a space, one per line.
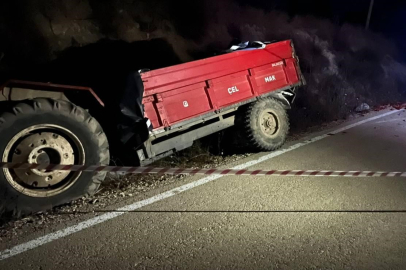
0, 40, 304, 215
137, 40, 304, 164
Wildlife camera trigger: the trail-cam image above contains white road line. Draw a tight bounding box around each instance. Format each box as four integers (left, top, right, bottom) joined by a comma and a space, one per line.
374, 118, 401, 124
0, 110, 400, 260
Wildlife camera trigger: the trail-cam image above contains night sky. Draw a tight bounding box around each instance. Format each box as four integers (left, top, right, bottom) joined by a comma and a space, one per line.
238, 0, 406, 47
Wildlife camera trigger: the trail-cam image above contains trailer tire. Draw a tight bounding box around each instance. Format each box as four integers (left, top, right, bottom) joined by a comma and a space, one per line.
243, 97, 289, 151
0, 99, 109, 216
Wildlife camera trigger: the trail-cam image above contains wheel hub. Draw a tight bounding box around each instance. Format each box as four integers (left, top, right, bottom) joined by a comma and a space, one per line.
265, 118, 275, 128
260, 110, 279, 137
11, 132, 75, 187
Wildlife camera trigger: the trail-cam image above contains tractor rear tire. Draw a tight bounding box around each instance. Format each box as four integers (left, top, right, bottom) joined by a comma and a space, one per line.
242, 97, 289, 151
0, 98, 109, 216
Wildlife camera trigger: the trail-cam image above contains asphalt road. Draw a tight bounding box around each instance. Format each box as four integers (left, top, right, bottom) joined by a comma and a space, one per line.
1, 109, 406, 269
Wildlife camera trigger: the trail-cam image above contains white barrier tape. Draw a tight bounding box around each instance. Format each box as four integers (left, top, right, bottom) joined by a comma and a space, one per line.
1, 163, 406, 178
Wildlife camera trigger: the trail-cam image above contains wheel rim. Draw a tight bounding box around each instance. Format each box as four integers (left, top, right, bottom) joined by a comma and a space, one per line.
2, 124, 85, 197
259, 109, 279, 137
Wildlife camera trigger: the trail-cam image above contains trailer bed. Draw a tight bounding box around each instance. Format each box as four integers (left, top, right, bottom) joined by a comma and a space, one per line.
141, 40, 304, 130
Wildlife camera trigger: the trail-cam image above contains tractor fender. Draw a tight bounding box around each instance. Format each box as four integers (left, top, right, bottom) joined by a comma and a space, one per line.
0, 80, 104, 107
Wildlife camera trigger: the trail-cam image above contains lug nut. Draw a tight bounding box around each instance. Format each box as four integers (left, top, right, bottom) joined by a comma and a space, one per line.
14, 149, 21, 155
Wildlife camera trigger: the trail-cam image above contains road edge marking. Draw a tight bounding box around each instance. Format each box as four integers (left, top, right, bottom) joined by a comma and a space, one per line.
0, 109, 401, 260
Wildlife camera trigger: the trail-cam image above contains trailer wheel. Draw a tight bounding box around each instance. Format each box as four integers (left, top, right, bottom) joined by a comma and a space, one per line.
0, 99, 109, 216
243, 97, 289, 151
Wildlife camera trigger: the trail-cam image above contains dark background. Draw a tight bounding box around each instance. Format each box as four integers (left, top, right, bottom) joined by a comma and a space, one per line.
238, 0, 406, 49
